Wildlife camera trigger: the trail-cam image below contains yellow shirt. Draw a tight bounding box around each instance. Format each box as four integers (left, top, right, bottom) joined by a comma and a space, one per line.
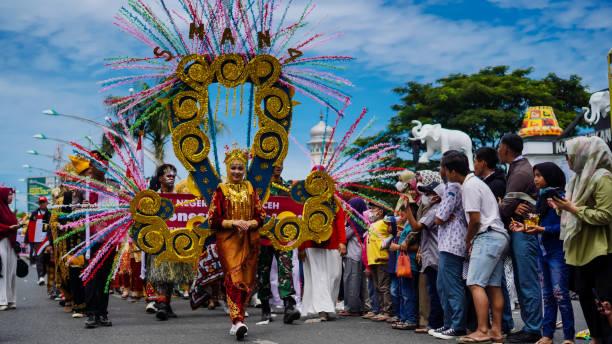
367, 220, 392, 266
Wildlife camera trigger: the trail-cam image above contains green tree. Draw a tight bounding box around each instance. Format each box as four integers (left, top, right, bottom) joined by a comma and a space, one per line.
388, 66, 589, 148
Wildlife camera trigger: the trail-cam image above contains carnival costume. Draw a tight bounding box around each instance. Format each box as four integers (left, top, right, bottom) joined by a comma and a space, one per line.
208, 147, 266, 339
257, 177, 300, 324
146, 169, 195, 321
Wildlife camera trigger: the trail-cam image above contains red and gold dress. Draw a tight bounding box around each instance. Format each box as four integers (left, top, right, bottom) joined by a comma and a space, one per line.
208, 180, 266, 324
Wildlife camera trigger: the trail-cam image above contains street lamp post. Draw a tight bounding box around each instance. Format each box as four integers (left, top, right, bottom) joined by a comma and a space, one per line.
26, 149, 65, 170
42, 109, 120, 136
40, 110, 158, 163
32, 133, 72, 145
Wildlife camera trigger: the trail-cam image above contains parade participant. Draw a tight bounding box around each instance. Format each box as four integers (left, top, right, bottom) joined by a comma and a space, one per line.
83, 152, 117, 328
403, 170, 445, 335
0, 187, 19, 311
551, 136, 612, 344
299, 190, 347, 322
147, 164, 194, 321
498, 134, 542, 344
445, 152, 509, 344
27, 196, 51, 286
59, 156, 90, 318
511, 162, 575, 344
117, 240, 144, 302
257, 165, 300, 324
433, 151, 468, 340
208, 147, 266, 340
50, 185, 72, 311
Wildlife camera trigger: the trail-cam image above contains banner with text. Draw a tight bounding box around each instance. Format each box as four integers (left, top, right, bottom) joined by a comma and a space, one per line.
160, 193, 304, 228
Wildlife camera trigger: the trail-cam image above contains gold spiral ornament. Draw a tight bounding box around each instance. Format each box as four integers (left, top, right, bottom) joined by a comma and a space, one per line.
177, 54, 213, 91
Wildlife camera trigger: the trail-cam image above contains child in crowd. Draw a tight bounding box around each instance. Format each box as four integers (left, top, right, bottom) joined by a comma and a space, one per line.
389, 205, 420, 330
365, 202, 395, 322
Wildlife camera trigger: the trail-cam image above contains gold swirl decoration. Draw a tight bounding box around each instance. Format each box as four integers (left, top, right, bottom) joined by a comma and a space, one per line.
130, 190, 209, 263
171, 90, 210, 172
130, 190, 167, 255
260, 169, 336, 251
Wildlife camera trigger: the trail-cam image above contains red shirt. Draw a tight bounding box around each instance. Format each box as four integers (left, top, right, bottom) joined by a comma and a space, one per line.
299, 207, 347, 251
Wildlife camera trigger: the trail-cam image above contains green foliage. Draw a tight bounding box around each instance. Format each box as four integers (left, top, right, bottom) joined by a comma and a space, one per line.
387, 66, 589, 147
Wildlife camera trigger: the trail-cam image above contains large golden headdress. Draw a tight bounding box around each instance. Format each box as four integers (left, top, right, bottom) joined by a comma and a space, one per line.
223, 144, 250, 167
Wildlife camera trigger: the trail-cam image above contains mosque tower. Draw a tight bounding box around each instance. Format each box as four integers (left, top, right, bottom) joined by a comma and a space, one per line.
308, 114, 336, 166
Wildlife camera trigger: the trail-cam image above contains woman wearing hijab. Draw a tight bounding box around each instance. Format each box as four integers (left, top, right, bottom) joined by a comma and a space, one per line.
550, 136, 612, 344
339, 197, 368, 316
0, 187, 20, 311
511, 162, 574, 344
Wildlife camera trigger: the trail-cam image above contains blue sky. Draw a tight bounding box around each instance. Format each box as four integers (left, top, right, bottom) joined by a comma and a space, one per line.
1, 0, 610, 211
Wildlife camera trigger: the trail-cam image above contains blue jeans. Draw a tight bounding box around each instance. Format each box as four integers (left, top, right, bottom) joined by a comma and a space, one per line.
424, 267, 444, 329
398, 273, 419, 323
510, 231, 543, 334
390, 275, 400, 317
438, 252, 466, 331
368, 275, 380, 313
502, 274, 515, 333
541, 250, 575, 340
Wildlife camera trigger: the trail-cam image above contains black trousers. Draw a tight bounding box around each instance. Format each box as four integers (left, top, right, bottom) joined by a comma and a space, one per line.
574, 254, 612, 342
69, 267, 86, 307
36, 252, 50, 279
85, 249, 116, 317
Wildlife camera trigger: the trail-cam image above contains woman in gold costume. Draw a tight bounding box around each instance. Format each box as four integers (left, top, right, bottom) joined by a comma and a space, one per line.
208, 146, 266, 340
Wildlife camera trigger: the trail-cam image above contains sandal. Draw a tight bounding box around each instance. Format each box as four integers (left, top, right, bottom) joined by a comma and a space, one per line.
535, 337, 553, 344
458, 335, 492, 344
491, 337, 504, 344
394, 322, 417, 330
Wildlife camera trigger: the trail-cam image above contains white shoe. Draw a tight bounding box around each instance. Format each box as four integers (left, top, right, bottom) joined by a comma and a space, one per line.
0, 305, 8, 311
72, 312, 85, 318
145, 301, 158, 314
229, 324, 238, 335
38, 277, 45, 286
8, 303, 16, 310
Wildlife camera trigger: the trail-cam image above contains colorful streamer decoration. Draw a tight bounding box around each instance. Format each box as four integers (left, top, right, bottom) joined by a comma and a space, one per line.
103, 0, 354, 119
53, 118, 147, 286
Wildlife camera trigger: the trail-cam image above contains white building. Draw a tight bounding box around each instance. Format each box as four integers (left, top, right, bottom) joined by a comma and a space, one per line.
308, 115, 336, 166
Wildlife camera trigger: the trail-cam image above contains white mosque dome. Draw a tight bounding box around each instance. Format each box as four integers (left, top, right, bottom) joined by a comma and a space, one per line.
310, 120, 334, 139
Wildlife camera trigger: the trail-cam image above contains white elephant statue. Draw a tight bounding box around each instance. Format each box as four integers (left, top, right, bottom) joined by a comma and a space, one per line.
583, 90, 610, 125
409, 120, 474, 170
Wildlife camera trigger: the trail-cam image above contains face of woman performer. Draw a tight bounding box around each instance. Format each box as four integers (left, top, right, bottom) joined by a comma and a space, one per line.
229, 160, 246, 183
533, 169, 547, 190
7, 191, 14, 204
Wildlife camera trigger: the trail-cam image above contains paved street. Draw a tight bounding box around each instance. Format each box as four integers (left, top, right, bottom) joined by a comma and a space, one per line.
0, 268, 588, 344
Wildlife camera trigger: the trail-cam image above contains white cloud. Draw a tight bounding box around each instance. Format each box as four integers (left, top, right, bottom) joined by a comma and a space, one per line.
487, 0, 551, 9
